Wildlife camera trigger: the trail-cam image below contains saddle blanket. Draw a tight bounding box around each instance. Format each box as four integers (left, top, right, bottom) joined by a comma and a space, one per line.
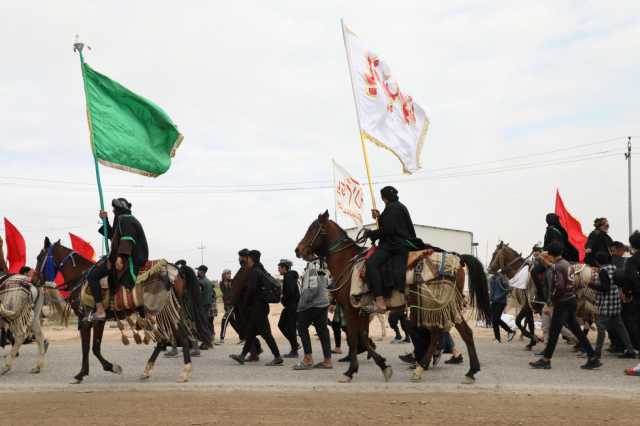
350, 260, 406, 309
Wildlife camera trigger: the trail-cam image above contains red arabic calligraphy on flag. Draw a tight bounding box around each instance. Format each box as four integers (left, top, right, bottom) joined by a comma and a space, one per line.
334, 161, 364, 227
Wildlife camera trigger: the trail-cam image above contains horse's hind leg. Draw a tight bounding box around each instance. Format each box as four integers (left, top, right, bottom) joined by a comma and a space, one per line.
454, 320, 480, 384
1, 333, 26, 375
71, 319, 91, 384
92, 320, 122, 375
176, 327, 192, 383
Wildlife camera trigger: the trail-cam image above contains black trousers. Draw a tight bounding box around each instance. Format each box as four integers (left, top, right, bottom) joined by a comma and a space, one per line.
278, 306, 299, 351
297, 307, 332, 359
622, 301, 640, 350
490, 302, 511, 341
410, 326, 431, 368
388, 310, 409, 339
544, 298, 595, 359
242, 303, 280, 358
515, 305, 536, 343
87, 260, 110, 305
530, 262, 546, 302
365, 246, 408, 297
220, 305, 239, 340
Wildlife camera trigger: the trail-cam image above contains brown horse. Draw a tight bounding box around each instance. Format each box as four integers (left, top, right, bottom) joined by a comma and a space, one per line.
34, 238, 194, 384
295, 211, 491, 383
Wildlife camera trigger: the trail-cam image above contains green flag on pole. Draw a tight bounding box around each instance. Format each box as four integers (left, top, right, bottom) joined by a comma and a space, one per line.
81, 61, 183, 177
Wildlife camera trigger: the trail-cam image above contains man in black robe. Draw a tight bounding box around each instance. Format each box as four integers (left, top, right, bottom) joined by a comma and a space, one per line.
87, 198, 149, 319
364, 186, 416, 312
277, 259, 300, 357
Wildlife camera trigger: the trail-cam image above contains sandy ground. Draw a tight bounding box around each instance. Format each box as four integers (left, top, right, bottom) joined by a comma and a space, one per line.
1, 305, 639, 424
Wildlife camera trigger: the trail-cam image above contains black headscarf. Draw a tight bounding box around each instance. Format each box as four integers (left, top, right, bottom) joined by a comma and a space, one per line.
112, 198, 132, 216
380, 186, 399, 203
249, 250, 262, 263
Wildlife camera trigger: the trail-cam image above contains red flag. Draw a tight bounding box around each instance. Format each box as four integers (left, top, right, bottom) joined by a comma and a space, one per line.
555, 190, 587, 262
3, 218, 26, 273
69, 233, 96, 263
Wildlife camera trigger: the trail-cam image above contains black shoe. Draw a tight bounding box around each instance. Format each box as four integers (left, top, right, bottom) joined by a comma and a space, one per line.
529, 359, 551, 369
618, 351, 636, 359
581, 358, 602, 370
265, 357, 283, 366
445, 354, 464, 365
338, 355, 350, 363
283, 350, 299, 359
399, 353, 416, 364
199, 343, 211, 350
229, 354, 245, 365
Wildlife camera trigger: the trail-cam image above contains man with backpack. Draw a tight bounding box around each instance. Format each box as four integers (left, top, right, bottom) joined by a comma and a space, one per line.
229, 250, 283, 366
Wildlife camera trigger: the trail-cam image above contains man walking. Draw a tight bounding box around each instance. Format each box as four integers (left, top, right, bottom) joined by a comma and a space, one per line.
529, 242, 601, 370
197, 265, 215, 350
218, 269, 238, 344
277, 259, 300, 358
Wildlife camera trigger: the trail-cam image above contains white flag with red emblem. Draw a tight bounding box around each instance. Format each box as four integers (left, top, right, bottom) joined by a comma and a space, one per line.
333, 160, 364, 227
343, 22, 429, 174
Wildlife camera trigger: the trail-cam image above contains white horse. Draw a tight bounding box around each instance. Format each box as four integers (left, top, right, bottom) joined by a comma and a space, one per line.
0, 274, 57, 375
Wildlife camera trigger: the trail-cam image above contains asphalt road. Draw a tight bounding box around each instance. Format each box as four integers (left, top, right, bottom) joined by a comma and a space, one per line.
2, 320, 639, 396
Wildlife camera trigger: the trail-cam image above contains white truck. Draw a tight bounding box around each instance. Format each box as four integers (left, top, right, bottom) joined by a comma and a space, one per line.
345, 223, 475, 255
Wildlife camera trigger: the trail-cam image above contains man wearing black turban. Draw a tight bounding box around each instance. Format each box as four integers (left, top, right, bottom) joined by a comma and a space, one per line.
364, 186, 416, 312
87, 197, 149, 320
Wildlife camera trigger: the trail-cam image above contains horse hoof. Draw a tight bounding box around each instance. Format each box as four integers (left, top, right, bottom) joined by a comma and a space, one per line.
69, 378, 83, 385
177, 363, 192, 383
30, 367, 41, 374
383, 366, 393, 382
338, 375, 353, 383
0, 366, 10, 376
461, 376, 475, 385
139, 373, 151, 381
112, 364, 123, 375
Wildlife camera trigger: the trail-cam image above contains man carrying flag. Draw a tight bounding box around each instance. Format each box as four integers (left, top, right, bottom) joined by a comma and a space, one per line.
87, 198, 148, 320
74, 37, 182, 319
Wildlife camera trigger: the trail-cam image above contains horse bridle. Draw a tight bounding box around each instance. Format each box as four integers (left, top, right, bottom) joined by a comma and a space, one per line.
307, 220, 356, 259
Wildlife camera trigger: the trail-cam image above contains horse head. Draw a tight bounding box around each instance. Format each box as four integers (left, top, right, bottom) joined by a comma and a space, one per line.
295, 210, 332, 261
488, 242, 521, 275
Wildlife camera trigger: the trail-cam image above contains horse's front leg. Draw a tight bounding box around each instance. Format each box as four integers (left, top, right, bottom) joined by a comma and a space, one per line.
339, 320, 359, 383
92, 319, 122, 375
361, 317, 392, 382
71, 319, 92, 384
1, 332, 26, 375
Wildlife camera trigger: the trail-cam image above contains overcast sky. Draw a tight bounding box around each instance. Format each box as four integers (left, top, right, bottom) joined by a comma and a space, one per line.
1, 1, 639, 276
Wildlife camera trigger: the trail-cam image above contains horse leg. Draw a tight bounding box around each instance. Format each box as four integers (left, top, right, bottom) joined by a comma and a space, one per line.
412, 328, 440, 382
1, 332, 26, 375
454, 320, 480, 384
140, 343, 164, 380
29, 317, 46, 374
339, 320, 359, 383
176, 327, 192, 383
71, 319, 92, 384
92, 320, 122, 375
360, 317, 392, 382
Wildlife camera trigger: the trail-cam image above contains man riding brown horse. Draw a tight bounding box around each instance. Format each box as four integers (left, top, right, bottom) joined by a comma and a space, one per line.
87, 198, 149, 320
364, 186, 416, 313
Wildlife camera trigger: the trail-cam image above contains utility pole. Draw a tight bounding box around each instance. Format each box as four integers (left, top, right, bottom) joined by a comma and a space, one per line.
626, 137, 633, 235
197, 241, 205, 265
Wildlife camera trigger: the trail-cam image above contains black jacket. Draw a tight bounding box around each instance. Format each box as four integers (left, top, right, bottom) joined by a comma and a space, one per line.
281, 270, 300, 308
584, 230, 613, 266
623, 252, 640, 297
543, 225, 579, 263
98, 214, 149, 289
367, 201, 416, 251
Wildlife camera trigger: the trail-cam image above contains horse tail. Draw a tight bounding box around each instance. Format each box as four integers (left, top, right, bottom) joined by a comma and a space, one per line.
460, 254, 491, 322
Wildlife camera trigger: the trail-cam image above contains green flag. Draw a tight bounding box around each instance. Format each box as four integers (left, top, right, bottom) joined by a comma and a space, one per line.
81, 62, 183, 177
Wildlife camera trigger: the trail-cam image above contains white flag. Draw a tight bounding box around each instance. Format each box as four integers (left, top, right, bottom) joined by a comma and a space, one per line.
343, 23, 429, 174
333, 160, 364, 227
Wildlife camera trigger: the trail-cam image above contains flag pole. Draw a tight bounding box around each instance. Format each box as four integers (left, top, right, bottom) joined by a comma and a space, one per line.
340, 19, 378, 212
74, 36, 109, 255
331, 159, 339, 225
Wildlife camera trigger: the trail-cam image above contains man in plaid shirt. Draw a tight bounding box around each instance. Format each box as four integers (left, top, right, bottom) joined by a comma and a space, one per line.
589, 251, 637, 360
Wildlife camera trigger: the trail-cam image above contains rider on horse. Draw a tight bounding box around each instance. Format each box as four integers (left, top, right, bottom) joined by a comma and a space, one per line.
363, 186, 416, 313
87, 198, 149, 320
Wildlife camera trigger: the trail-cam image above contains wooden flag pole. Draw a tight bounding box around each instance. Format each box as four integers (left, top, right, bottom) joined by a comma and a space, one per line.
74, 36, 109, 255
341, 19, 378, 213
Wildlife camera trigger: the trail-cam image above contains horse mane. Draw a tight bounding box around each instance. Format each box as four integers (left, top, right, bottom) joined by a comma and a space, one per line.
328, 220, 365, 253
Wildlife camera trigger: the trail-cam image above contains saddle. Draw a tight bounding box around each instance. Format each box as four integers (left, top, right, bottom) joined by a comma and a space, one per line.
80, 259, 172, 312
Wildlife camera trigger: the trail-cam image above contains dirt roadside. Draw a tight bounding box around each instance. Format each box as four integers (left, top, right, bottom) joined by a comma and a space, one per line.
2, 390, 639, 425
